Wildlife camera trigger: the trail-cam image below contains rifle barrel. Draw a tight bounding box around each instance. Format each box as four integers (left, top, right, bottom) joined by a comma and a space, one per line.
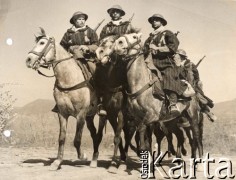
195, 55, 206, 68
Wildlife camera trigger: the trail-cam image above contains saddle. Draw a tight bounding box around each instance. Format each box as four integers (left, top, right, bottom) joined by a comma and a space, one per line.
145, 54, 165, 100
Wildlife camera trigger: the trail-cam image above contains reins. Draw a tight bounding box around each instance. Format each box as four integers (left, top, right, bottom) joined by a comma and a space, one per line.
119, 35, 157, 99
29, 36, 92, 92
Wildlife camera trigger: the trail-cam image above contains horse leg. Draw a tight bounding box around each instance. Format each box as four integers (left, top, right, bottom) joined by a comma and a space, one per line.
189, 111, 204, 171
146, 123, 154, 153
108, 112, 126, 173
74, 112, 86, 160
134, 130, 140, 156
138, 123, 147, 153
123, 119, 136, 156
178, 126, 188, 156
90, 115, 107, 167
153, 123, 164, 156
174, 129, 184, 159
50, 113, 69, 170
86, 115, 100, 168
167, 132, 176, 157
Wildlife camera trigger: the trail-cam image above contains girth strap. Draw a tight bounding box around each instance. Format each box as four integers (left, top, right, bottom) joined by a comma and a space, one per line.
55, 79, 92, 92
126, 77, 158, 99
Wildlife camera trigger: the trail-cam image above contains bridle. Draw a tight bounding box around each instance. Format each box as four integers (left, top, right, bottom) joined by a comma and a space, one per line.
119, 34, 142, 58
117, 34, 143, 71
28, 36, 72, 71
29, 36, 56, 69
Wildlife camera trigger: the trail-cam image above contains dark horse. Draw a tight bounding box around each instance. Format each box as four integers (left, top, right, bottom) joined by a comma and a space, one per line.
25, 28, 109, 170
95, 35, 137, 172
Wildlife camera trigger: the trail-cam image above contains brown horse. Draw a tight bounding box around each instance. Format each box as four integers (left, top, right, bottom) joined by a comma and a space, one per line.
112, 33, 204, 166
95, 35, 138, 172
26, 28, 105, 169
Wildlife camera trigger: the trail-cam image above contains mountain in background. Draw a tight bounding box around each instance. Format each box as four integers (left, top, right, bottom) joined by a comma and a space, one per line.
14, 98, 236, 121
211, 98, 236, 123
14, 99, 55, 115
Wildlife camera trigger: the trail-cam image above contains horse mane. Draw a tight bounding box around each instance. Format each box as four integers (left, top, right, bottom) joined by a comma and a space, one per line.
99, 35, 119, 46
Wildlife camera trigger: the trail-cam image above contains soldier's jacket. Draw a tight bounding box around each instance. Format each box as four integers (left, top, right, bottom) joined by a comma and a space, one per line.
99, 21, 135, 40
144, 30, 179, 70
60, 26, 98, 51
143, 29, 187, 95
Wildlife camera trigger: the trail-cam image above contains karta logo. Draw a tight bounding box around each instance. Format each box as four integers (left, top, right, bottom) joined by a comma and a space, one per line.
140, 151, 235, 179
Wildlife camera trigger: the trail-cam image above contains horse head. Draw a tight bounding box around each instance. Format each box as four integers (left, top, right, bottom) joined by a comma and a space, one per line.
114, 33, 142, 60
96, 35, 118, 65
26, 28, 56, 70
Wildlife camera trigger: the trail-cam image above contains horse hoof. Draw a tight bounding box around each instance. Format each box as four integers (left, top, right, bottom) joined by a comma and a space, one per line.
108, 166, 118, 174
79, 152, 88, 161
90, 160, 97, 168
50, 159, 61, 170
108, 161, 118, 174
118, 161, 127, 171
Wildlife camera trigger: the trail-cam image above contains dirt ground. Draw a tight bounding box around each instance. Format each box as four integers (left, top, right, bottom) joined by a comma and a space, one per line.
0, 147, 235, 180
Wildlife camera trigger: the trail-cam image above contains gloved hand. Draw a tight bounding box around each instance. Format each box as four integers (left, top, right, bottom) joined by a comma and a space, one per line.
149, 44, 159, 55
79, 45, 90, 54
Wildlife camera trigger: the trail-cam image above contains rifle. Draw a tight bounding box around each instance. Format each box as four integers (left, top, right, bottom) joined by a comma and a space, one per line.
94, 19, 105, 32
195, 55, 206, 68
129, 13, 135, 23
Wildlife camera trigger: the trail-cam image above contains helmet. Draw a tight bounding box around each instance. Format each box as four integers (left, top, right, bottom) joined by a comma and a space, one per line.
107, 5, 125, 16
148, 14, 167, 26
176, 49, 187, 58
70, 11, 88, 24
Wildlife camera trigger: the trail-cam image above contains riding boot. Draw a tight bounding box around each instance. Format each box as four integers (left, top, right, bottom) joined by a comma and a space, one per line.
51, 105, 59, 113
168, 92, 181, 116
202, 105, 217, 122
97, 97, 107, 116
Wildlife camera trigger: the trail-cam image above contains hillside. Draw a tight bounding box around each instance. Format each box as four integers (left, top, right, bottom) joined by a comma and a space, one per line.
14, 98, 236, 120
14, 99, 55, 115
212, 98, 236, 123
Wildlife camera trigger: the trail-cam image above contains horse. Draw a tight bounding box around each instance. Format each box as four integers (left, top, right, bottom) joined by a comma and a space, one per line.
97, 35, 178, 155
111, 33, 204, 166
95, 35, 138, 172
25, 28, 105, 169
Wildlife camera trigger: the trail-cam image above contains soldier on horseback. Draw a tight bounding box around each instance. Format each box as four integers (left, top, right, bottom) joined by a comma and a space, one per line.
52, 11, 98, 113
60, 11, 98, 62
143, 14, 194, 119
174, 49, 217, 121
99, 5, 137, 40
95, 5, 137, 116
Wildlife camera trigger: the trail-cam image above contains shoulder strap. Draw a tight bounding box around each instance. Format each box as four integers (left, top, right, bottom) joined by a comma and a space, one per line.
84, 28, 90, 44
159, 31, 167, 46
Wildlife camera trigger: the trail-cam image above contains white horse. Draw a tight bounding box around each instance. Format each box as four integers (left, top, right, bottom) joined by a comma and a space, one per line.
26, 28, 104, 169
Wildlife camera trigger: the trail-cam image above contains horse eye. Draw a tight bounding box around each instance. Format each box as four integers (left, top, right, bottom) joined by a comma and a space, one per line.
133, 36, 137, 39
40, 41, 45, 45
100, 50, 104, 53
118, 41, 123, 44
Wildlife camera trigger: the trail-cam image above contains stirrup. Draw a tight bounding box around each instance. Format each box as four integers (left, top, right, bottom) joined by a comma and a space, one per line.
177, 117, 190, 128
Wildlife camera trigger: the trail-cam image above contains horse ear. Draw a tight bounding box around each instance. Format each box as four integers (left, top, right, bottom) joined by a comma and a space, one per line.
133, 28, 141, 33
39, 27, 46, 36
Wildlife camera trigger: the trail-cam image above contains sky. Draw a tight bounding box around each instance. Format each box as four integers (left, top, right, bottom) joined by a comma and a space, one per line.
0, 0, 236, 106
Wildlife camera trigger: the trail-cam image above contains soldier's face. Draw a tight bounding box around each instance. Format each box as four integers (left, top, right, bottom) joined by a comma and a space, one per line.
110, 10, 122, 21
151, 19, 162, 29
74, 17, 86, 28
